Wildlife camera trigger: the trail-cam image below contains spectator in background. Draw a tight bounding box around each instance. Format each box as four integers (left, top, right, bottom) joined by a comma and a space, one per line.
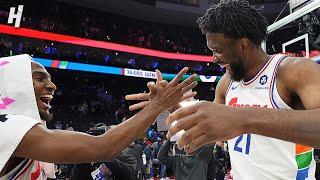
114, 107, 124, 125
152, 138, 166, 179
55, 121, 63, 130
152, 129, 158, 142
143, 141, 153, 179
94, 163, 112, 180
70, 126, 138, 180
0, 41, 8, 57
134, 140, 145, 179
78, 99, 89, 119
213, 141, 230, 180
122, 141, 144, 179
157, 140, 214, 180
152, 138, 162, 159
148, 129, 157, 142
66, 123, 74, 131
206, 156, 216, 180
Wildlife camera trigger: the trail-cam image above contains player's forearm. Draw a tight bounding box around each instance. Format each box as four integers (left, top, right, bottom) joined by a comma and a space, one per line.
245, 108, 320, 148
96, 101, 164, 160
15, 102, 164, 163
64, 101, 164, 162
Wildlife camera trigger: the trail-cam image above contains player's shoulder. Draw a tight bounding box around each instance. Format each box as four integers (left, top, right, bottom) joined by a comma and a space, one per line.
279, 56, 317, 69
278, 56, 319, 80
277, 56, 319, 89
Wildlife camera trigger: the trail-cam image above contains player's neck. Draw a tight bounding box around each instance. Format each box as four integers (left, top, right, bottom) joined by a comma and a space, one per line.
243, 48, 270, 82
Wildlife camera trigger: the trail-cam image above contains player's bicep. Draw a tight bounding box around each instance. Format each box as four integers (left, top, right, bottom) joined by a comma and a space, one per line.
284, 59, 320, 109
296, 67, 320, 109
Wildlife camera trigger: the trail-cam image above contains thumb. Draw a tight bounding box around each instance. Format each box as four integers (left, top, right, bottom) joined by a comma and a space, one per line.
147, 81, 156, 94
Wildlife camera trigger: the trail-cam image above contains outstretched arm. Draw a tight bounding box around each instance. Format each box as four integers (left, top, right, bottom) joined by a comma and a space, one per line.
13, 68, 197, 164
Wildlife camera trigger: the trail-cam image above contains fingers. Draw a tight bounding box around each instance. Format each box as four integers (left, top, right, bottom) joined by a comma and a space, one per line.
176, 122, 204, 149
166, 104, 198, 127
147, 81, 156, 94
158, 80, 168, 87
156, 69, 163, 82
125, 93, 149, 101
168, 67, 189, 87
185, 135, 210, 154
178, 74, 197, 90
129, 101, 150, 111
182, 81, 198, 94
179, 91, 197, 102
166, 108, 198, 139
147, 81, 155, 88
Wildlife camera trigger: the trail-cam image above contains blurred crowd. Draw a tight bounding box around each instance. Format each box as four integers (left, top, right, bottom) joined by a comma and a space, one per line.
52, 122, 231, 180
0, 0, 228, 76
0, 35, 224, 76
0, 0, 208, 55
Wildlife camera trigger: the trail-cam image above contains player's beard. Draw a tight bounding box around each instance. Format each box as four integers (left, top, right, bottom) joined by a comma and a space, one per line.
229, 57, 245, 82
40, 112, 53, 121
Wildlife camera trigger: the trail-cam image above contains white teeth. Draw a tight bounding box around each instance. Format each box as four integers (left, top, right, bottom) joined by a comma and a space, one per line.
40, 94, 53, 99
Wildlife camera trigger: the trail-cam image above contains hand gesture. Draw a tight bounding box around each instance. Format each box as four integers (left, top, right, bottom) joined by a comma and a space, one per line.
125, 67, 198, 111
166, 101, 245, 154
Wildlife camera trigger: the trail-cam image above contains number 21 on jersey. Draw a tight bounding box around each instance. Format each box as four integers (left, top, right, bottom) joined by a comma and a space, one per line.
234, 134, 251, 154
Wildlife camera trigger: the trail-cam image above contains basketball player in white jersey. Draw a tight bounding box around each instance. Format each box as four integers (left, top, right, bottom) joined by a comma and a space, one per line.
127, 1, 320, 179
0, 55, 197, 179
164, 0, 320, 179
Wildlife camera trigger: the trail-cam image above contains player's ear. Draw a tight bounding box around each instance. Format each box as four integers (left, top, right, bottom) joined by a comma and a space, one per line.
239, 38, 250, 52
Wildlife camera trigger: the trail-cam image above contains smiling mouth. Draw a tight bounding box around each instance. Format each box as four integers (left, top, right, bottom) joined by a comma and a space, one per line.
39, 94, 53, 108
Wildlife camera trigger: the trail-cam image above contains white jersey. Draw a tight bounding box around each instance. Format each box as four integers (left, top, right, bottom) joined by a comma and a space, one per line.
226, 54, 316, 180
0, 114, 43, 180
1, 159, 43, 180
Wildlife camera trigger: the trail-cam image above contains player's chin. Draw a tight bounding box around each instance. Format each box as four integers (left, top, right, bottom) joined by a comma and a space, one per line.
39, 110, 53, 121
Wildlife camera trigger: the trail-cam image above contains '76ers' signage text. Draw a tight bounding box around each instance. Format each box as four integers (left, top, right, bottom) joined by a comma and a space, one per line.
124, 68, 157, 79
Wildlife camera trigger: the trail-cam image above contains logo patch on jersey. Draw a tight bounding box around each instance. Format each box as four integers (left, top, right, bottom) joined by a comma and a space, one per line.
0, 97, 16, 109
259, 75, 268, 85
231, 84, 240, 90
0, 114, 8, 122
